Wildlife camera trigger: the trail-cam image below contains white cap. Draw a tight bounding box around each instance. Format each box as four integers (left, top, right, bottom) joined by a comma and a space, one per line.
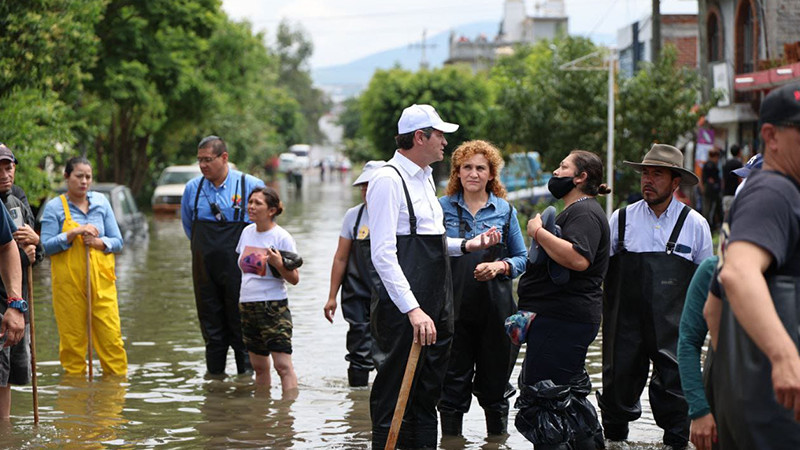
353, 160, 387, 186
397, 104, 459, 134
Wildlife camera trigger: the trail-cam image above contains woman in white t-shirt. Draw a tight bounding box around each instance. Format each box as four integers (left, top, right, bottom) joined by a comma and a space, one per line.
236, 186, 299, 391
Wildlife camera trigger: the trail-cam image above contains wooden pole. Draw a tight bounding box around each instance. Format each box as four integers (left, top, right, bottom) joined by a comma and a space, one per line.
384, 342, 422, 450
27, 269, 38, 424
86, 245, 93, 381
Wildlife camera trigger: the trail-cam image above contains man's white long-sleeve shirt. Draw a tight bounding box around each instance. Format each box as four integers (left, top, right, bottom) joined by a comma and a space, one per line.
367, 151, 462, 313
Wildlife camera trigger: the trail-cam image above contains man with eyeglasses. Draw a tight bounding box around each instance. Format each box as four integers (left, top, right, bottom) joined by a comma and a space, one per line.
181, 136, 265, 378
710, 82, 800, 448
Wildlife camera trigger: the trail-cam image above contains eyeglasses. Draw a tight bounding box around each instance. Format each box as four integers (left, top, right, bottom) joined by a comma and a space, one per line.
197, 155, 221, 164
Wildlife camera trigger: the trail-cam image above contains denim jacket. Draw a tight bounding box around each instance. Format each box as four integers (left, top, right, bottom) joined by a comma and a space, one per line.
439, 192, 527, 279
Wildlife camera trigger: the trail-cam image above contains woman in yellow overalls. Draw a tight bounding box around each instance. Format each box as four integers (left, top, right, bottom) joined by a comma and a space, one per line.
40, 157, 127, 376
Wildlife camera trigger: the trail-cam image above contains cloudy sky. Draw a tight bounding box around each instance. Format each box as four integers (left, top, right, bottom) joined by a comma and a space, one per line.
221, 0, 698, 68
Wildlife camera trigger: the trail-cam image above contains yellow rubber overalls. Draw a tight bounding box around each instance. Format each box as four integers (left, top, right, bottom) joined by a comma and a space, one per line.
50, 195, 127, 375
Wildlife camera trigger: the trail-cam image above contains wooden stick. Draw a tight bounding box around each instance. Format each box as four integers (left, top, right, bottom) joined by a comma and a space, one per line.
85, 245, 93, 381
27, 269, 38, 424
385, 341, 422, 450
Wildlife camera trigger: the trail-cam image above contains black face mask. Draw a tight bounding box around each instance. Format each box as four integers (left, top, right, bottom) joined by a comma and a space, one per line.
548, 175, 575, 199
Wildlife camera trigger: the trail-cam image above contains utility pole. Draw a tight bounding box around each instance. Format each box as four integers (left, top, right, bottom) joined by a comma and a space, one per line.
409, 29, 436, 70
652, 0, 661, 63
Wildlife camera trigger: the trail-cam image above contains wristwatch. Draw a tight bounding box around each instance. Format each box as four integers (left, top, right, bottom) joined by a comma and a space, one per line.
6, 297, 28, 313
461, 239, 470, 254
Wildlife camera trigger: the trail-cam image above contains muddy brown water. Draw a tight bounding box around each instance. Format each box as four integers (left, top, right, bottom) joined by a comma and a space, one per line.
3, 173, 665, 449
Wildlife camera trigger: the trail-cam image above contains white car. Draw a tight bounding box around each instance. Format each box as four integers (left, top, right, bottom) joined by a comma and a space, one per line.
151, 164, 202, 215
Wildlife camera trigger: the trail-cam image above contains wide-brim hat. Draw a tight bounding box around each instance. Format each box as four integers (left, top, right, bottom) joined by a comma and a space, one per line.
623, 144, 699, 186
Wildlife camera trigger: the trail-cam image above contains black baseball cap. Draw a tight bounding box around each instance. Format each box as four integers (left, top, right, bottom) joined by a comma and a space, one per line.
760, 82, 800, 127
0, 143, 17, 164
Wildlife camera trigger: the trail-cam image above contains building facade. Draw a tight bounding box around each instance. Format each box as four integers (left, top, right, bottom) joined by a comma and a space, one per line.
617, 14, 699, 78
700, 0, 800, 157
445, 0, 568, 72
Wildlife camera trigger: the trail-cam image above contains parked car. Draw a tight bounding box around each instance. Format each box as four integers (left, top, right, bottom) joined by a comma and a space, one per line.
151, 164, 202, 215
37, 183, 149, 244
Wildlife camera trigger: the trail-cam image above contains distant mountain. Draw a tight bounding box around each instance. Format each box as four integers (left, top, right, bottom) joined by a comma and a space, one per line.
312, 21, 498, 98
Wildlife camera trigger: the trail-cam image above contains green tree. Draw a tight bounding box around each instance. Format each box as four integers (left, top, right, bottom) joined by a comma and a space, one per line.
152, 18, 302, 178
616, 45, 711, 202
338, 96, 363, 140
359, 66, 490, 161
87, 0, 222, 195
484, 36, 607, 171
0, 0, 104, 205
274, 21, 331, 144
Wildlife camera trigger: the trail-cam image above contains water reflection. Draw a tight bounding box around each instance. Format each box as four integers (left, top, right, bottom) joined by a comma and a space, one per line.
51, 376, 127, 448
5, 172, 666, 448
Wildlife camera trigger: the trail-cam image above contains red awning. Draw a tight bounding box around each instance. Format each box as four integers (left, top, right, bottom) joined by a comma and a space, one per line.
734, 62, 800, 92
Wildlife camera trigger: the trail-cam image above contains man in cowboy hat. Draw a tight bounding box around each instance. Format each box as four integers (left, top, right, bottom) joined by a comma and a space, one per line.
598, 144, 713, 449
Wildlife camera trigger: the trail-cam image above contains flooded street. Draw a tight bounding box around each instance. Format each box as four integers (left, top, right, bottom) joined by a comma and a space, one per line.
3, 167, 665, 449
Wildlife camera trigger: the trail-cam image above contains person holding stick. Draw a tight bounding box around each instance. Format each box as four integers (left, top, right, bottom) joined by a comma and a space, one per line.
365, 104, 500, 449
0, 144, 41, 418
40, 156, 127, 376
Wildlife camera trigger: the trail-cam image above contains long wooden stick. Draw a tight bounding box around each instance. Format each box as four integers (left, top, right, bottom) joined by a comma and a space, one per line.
385, 342, 422, 450
27, 269, 38, 424
85, 245, 93, 381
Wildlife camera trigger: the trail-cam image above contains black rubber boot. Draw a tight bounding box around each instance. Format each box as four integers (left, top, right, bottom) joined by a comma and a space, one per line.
485, 410, 508, 435
602, 422, 629, 441
440, 411, 463, 436
347, 368, 369, 387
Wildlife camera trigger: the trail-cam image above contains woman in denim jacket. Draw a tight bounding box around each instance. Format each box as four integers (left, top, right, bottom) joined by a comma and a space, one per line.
437, 140, 527, 436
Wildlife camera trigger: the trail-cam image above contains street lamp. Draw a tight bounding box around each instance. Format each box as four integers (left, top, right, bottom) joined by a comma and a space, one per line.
559, 47, 617, 218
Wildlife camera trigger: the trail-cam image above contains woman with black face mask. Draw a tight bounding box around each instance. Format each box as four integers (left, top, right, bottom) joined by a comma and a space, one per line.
513, 150, 612, 449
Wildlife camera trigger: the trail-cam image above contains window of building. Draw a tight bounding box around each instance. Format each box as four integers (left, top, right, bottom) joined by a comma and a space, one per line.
707, 11, 722, 62
735, 0, 758, 74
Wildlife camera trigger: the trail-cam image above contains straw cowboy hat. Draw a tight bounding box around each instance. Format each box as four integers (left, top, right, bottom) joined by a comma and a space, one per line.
623, 144, 699, 186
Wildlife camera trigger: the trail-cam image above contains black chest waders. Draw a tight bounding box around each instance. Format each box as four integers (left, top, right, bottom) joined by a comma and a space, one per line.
360, 165, 453, 449
438, 201, 518, 436
598, 205, 696, 447
190, 174, 251, 375
340, 204, 375, 383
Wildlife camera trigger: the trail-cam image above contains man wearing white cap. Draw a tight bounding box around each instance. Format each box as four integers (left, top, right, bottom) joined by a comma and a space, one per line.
366, 104, 500, 448
324, 160, 386, 387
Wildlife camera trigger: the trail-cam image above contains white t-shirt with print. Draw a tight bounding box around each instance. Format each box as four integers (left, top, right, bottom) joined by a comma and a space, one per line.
340, 203, 370, 240
236, 223, 297, 302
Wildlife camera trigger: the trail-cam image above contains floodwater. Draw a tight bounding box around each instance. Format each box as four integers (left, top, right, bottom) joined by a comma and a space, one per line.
3, 171, 666, 449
